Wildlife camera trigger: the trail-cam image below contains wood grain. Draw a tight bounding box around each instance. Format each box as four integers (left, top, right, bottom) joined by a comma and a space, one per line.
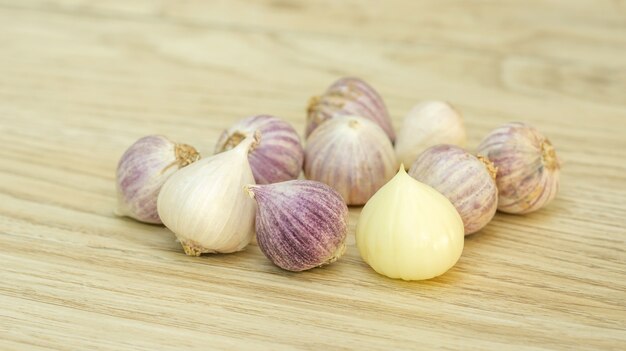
1, 1, 625, 350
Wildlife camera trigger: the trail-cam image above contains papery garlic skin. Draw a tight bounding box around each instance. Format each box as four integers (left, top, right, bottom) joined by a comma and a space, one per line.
395, 101, 467, 168
477, 122, 560, 214
246, 180, 348, 272
409, 145, 497, 235
116, 135, 200, 224
157, 137, 257, 256
356, 167, 464, 281
306, 77, 395, 142
215, 115, 304, 184
304, 116, 397, 205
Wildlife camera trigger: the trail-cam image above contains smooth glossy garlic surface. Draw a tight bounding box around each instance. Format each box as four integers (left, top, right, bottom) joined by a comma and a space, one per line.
304, 116, 397, 205
409, 145, 498, 235
306, 77, 395, 142
116, 135, 200, 224
215, 115, 304, 184
395, 101, 467, 168
157, 136, 257, 256
477, 122, 560, 214
246, 180, 349, 272
356, 166, 464, 281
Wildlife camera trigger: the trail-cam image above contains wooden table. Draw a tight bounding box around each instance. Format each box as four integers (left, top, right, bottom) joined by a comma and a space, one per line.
1, 1, 625, 350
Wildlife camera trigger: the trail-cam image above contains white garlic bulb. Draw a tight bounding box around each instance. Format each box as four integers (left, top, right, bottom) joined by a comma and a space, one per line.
157, 136, 257, 256
304, 115, 397, 205
356, 166, 464, 281
395, 101, 467, 168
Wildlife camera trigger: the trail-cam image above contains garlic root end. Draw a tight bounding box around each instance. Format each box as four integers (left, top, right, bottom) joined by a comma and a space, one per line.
180, 239, 216, 256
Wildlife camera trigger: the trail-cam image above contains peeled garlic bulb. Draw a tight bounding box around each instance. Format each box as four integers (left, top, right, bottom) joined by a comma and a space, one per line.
395, 101, 467, 167
356, 166, 464, 281
215, 115, 304, 184
306, 77, 395, 142
477, 122, 560, 214
115, 135, 200, 224
304, 115, 397, 205
409, 145, 498, 235
157, 136, 257, 256
245, 180, 349, 272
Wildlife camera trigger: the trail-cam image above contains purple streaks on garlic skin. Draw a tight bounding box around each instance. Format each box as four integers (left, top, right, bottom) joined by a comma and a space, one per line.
477, 122, 560, 214
306, 77, 395, 142
304, 116, 397, 206
116, 135, 199, 224
215, 115, 304, 184
246, 180, 349, 272
409, 145, 498, 235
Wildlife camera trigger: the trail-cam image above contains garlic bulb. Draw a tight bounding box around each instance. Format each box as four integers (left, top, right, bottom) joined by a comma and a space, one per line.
304, 115, 397, 205
477, 122, 560, 214
306, 77, 395, 142
409, 145, 498, 235
245, 180, 349, 272
157, 136, 257, 256
356, 166, 464, 281
215, 115, 304, 184
395, 101, 467, 167
115, 135, 200, 224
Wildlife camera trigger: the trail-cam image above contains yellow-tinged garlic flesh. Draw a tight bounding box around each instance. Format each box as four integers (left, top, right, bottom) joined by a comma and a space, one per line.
356, 166, 464, 281
395, 101, 467, 168
157, 136, 257, 255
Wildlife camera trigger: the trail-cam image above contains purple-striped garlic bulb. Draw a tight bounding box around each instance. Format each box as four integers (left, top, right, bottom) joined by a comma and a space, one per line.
215, 115, 304, 184
116, 135, 200, 224
304, 116, 397, 205
306, 77, 395, 142
395, 101, 467, 168
408, 145, 498, 235
477, 122, 560, 214
245, 180, 349, 272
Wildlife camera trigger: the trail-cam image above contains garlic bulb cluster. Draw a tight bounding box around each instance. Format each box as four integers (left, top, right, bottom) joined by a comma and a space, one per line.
409, 145, 498, 235
116, 135, 200, 224
356, 166, 464, 281
246, 180, 349, 272
395, 101, 467, 168
304, 116, 397, 205
306, 77, 395, 142
215, 115, 304, 184
477, 122, 560, 214
157, 136, 257, 256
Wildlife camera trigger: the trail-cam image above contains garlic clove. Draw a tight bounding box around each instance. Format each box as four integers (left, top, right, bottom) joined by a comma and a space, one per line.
477, 122, 560, 214
356, 166, 464, 281
395, 101, 467, 168
306, 77, 395, 142
157, 136, 257, 255
115, 135, 200, 224
245, 180, 349, 272
215, 115, 304, 184
304, 115, 397, 205
409, 144, 498, 235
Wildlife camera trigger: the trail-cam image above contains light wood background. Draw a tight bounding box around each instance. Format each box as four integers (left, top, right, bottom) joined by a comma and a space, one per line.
1, 1, 625, 350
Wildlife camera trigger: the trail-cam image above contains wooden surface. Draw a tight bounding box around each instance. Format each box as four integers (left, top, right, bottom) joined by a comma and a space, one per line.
1, 1, 625, 350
